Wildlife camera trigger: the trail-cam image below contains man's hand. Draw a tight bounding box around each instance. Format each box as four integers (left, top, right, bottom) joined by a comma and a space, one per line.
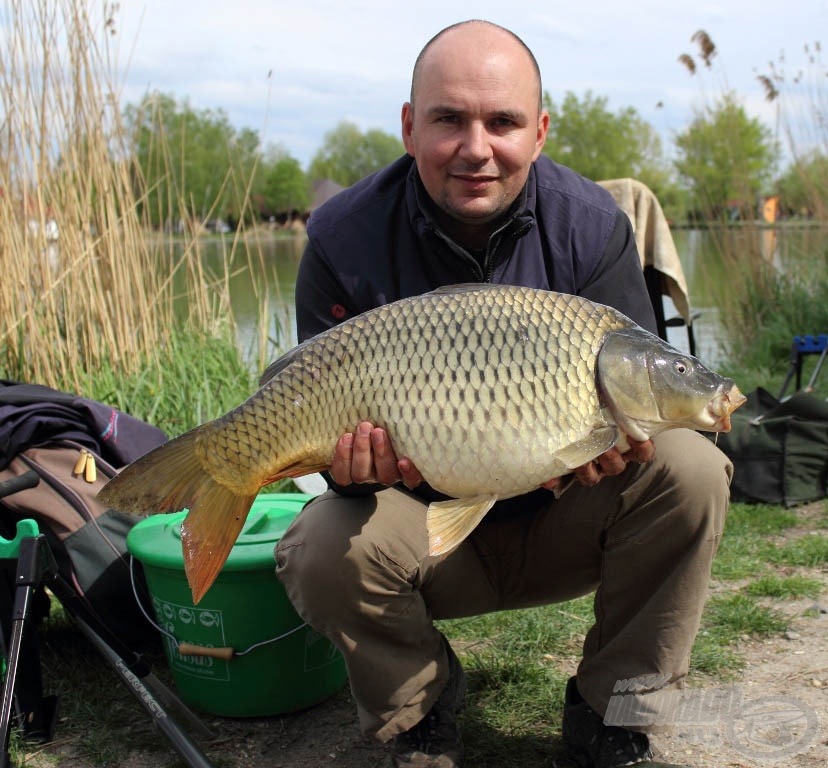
541, 437, 655, 491
330, 421, 424, 489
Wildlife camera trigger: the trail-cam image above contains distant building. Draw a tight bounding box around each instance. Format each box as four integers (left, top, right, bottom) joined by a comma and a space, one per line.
310, 179, 345, 212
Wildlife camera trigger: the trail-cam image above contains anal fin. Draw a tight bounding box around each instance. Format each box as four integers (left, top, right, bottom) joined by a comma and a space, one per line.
426, 495, 498, 557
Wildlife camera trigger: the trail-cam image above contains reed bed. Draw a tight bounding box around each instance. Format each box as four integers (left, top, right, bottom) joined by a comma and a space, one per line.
0, 0, 252, 398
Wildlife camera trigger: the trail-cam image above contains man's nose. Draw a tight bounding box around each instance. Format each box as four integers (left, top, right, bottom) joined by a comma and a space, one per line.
458, 122, 493, 163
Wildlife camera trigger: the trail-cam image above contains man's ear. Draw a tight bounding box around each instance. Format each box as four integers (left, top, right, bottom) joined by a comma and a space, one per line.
533, 110, 550, 160
401, 102, 415, 156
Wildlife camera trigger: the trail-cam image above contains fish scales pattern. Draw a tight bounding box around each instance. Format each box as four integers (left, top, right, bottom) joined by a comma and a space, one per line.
194, 286, 633, 499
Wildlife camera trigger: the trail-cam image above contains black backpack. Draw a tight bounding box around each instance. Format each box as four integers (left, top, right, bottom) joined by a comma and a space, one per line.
715, 387, 828, 506
0, 380, 168, 645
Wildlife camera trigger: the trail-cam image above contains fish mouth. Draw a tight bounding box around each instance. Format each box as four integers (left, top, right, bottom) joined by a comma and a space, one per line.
706, 383, 747, 432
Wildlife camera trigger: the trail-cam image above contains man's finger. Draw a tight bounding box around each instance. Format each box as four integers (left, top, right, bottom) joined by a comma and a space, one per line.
329, 432, 354, 486
541, 476, 561, 490
624, 438, 655, 463
397, 457, 424, 490
371, 427, 401, 485
351, 421, 376, 483
596, 448, 626, 477
574, 461, 602, 486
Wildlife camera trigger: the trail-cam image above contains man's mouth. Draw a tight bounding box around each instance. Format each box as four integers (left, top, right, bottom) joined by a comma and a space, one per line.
451, 173, 498, 188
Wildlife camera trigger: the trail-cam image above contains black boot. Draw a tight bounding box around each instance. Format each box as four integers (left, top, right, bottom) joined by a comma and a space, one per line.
562, 677, 654, 767
393, 640, 467, 768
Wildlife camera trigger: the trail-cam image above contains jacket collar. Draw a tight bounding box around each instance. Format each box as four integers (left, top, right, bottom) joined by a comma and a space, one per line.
405, 159, 537, 252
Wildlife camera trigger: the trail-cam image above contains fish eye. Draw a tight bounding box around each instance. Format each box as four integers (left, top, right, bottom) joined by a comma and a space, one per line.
674, 359, 690, 375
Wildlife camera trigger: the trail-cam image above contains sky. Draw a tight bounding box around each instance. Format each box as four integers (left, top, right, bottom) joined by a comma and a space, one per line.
112, 0, 827, 168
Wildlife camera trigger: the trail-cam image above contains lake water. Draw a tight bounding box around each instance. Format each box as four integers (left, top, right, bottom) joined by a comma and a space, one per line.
203, 225, 828, 372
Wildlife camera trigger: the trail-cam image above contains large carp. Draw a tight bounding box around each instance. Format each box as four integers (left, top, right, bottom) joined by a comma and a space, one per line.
99, 284, 745, 603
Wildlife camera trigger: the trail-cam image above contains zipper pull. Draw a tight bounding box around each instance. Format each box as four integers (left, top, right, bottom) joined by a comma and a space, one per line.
84, 453, 97, 483
73, 449, 98, 483
73, 449, 89, 476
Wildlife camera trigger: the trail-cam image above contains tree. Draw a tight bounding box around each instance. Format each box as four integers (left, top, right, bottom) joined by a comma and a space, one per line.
124, 92, 262, 228
227, 127, 265, 224
262, 147, 309, 214
308, 121, 404, 186
673, 92, 778, 220
542, 91, 674, 199
776, 150, 828, 218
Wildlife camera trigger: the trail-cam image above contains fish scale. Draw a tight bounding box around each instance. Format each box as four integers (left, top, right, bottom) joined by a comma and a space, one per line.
98, 284, 746, 603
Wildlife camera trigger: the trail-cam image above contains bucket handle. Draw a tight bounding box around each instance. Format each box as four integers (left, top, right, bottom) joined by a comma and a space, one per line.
178, 643, 234, 660
130, 557, 308, 659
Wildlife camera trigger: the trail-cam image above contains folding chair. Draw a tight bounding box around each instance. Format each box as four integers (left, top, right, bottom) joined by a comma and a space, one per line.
0, 471, 216, 768
778, 334, 828, 399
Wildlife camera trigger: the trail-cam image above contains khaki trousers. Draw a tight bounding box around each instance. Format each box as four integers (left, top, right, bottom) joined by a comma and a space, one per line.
275, 429, 733, 742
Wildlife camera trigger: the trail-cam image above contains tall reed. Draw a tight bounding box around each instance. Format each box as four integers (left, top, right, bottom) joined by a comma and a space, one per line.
0, 0, 247, 394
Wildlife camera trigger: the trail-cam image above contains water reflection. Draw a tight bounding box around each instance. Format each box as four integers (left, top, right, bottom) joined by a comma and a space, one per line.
199, 234, 305, 372
203, 226, 826, 372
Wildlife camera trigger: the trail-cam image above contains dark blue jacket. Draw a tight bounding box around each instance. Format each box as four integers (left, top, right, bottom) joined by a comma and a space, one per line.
296, 154, 657, 342
294, 154, 657, 508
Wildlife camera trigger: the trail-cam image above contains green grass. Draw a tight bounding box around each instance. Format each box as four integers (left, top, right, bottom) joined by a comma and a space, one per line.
690, 594, 789, 678
73, 326, 258, 437
768, 532, 828, 567
711, 503, 798, 580
439, 600, 593, 765
687, 501, 828, 680
15, 504, 827, 768
744, 573, 823, 598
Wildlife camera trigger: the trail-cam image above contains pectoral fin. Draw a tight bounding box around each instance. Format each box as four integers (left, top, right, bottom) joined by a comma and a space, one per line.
426, 495, 497, 557
554, 427, 618, 469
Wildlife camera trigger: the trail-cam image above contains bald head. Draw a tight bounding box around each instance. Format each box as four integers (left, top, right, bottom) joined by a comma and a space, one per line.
410, 20, 543, 113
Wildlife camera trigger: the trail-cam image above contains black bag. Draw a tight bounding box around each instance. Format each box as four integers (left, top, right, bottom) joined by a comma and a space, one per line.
715, 387, 828, 506
0, 381, 167, 646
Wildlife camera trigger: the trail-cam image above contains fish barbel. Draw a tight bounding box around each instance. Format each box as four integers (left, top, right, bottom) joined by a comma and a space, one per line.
98, 284, 745, 603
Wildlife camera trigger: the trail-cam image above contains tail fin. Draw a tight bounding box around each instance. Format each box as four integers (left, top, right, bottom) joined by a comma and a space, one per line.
98, 429, 255, 604
180, 486, 256, 604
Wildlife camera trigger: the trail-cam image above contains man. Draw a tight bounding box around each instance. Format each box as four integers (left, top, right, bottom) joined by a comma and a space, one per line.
276, 20, 732, 768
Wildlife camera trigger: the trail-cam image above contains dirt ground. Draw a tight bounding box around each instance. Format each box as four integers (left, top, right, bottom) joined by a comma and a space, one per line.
39, 589, 824, 768
30, 508, 828, 768
211, 605, 828, 768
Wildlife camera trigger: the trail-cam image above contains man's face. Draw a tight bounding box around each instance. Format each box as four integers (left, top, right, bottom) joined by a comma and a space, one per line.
401, 27, 549, 231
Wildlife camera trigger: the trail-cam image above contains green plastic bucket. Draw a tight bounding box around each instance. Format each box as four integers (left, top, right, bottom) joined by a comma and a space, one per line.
126, 493, 347, 717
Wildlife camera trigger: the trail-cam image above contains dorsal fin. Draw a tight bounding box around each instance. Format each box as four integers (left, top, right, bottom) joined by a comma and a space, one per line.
427, 283, 500, 296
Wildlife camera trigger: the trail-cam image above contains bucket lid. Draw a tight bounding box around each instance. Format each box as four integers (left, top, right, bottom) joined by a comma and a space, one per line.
126, 492, 312, 571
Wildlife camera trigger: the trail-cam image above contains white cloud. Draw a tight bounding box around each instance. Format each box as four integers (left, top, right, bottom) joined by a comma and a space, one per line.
113, 0, 828, 167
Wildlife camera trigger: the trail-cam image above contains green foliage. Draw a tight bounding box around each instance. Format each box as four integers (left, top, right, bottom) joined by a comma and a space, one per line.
124, 92, 261, 228
673, 92, 778, 219
74, 326, 256, 437
262, 147, 310, 213
776, 150, 828, 218
709, 235, 828, 397
542, 91, 675, 195
308, 120, 404, 186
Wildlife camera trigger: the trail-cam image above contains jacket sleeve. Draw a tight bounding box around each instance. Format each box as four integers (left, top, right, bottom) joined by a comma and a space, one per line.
578, 210, 658, 335
294, 238, 358, 343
